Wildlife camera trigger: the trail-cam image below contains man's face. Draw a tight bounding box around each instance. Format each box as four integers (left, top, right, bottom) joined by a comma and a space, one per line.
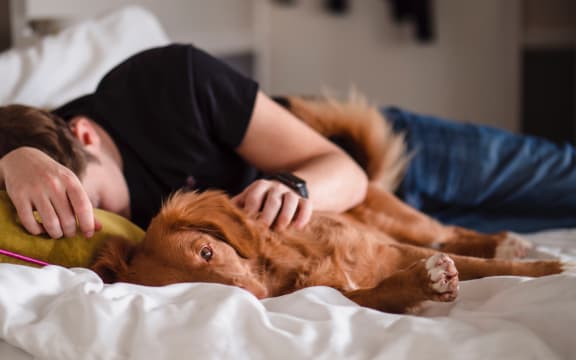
80, 164, 102, 209
80, 150, 131, 219
70, 117, 131, 219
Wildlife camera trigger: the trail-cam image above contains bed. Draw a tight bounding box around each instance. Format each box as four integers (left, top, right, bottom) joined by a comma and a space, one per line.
1, 5, 576, 360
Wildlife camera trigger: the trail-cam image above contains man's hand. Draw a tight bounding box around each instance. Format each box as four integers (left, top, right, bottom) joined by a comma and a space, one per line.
232, 179, 312, 231
0, 147, 100, 238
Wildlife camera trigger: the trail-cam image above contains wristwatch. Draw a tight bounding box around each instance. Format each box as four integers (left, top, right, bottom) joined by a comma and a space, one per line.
268, 172, 309, 199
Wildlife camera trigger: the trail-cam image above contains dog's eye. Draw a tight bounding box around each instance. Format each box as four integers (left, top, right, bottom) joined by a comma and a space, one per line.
199, 245, 213, 262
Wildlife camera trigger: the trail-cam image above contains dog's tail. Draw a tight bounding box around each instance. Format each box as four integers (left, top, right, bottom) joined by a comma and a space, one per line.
274, 93, 409, 191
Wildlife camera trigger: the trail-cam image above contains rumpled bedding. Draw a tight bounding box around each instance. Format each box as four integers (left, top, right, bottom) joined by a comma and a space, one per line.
1, 5, 576, 360
0, 230, 575, 360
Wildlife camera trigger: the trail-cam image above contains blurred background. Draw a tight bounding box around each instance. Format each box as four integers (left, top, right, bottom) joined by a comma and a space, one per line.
1, 0, 575, 141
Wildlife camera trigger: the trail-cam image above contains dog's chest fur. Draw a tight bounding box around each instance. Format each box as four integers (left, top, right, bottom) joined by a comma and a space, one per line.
253, 213, 400, 296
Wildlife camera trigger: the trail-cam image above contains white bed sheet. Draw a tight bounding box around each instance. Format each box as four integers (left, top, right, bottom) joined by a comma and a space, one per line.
0, 230, 575, 360
1, 5, 575, 359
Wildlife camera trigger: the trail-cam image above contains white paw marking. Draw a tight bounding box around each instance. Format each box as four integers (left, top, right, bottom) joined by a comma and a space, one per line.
425, 253, 458, 293
562, 261, 576, 274
495, 233, 533, 259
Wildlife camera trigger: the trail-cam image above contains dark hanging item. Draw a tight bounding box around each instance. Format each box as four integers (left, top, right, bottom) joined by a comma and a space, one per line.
325, 0, 350, 15
274, 0, 297, 5
388, 0, 435, 43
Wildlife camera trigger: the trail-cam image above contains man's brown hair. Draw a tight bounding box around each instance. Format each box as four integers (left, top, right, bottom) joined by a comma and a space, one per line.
0, 104, 95, 177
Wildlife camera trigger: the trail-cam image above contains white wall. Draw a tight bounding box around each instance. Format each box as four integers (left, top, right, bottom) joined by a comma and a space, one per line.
258, 0, 521, 130
26, 0, 522, 130
27, 0, 255, 55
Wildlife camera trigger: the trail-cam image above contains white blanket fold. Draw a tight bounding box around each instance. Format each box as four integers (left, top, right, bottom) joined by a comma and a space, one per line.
0, 262, 575, 360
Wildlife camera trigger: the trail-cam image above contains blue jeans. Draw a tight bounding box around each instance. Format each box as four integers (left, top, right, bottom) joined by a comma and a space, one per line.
383, 107, 576, 233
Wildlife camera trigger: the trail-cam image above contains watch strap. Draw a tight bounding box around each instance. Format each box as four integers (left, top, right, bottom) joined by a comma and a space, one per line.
267, 172, 309, 199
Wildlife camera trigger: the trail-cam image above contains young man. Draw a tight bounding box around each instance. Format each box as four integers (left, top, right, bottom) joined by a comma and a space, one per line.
2, 44, 576, 238
0, 44, 368, 239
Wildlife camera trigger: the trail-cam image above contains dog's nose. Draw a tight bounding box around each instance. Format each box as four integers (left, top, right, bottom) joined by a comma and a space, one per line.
240, 283, 268, 299
254, 288, 268, 300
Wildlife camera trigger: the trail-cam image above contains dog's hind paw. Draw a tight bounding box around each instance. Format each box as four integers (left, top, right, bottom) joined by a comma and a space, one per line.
495, 233, 533, 259
562, 261, 576, 274
425, 253, 459, 302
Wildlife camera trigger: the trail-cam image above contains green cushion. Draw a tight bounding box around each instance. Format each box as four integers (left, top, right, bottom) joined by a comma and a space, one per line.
0, 191, 144, 268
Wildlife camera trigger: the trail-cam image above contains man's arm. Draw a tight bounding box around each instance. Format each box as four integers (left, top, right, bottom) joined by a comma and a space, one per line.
233, 91, 368, 230
0, 147, 96, 238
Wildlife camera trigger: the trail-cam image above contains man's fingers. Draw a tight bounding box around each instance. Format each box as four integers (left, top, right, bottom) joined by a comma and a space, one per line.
258, 188, 285, 227
231, 194, 244, 208
94, 218, 103, 232
292, 198, 313, 230
66, 184, 95, 237
13, 199, 44, 236
32, 196, 63, 238
236, 180, 312, 230
273, 193, 299, 231
242, 182, 269, 217
51, 195, 78, 238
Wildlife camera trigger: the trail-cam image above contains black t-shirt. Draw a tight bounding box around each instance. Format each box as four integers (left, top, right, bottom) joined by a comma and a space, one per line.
53, 44, 260, 229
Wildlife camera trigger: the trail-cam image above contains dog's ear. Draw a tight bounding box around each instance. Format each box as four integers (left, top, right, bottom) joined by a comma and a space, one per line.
197, 208, 259, 259
90, 236, 137, 283
161, 191, 259, 259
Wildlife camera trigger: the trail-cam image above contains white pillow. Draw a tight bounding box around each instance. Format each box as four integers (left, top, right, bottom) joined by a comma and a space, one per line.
0, 5, 170, 109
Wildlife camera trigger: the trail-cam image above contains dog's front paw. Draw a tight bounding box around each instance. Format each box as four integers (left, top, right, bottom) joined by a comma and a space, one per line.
425, 253, 459, 302
495, 233, 533, 259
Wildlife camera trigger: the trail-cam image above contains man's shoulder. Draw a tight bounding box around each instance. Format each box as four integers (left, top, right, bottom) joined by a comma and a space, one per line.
111, 43, 193, 71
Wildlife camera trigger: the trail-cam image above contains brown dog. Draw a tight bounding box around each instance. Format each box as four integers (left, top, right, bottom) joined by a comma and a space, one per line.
91, 96, 570, 314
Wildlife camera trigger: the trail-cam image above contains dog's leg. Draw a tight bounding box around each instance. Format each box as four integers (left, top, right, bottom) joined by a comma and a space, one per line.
346, 249, 568, 314
344, 253, 459, 314
345, 244, 567, 314
350, 186, 531, 259
448, 254, 567, 280
390, 243, 567, 280
349, 186, 462, 245
438, 231, 533, 259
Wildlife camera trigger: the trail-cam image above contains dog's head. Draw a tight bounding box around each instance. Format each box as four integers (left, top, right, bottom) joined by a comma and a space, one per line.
91, 190, 269, 298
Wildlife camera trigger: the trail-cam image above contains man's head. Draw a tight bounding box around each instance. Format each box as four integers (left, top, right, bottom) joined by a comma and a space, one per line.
0, 104, 94, 177
0, 104, 130, 218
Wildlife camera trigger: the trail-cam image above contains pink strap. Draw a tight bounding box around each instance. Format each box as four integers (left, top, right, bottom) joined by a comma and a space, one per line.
0, 249, 51, 266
